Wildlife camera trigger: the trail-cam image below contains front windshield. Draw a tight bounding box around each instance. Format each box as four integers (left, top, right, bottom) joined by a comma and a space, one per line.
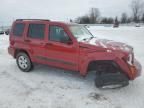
69, 25, 94, 41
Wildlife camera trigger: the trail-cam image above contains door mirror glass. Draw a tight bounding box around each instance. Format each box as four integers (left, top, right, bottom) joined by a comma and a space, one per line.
60, 38, 73, 45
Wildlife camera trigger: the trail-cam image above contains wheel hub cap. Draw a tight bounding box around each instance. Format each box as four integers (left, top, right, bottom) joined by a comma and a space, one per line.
18, 56, 28, 69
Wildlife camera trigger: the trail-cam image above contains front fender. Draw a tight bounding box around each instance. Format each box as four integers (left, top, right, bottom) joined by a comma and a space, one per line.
79, 52, 130, 78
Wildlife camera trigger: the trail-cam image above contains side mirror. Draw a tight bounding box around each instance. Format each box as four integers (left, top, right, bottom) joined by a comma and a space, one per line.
60, 36, 73, 45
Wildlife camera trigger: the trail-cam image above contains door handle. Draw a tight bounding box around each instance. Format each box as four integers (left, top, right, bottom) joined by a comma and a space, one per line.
40, 43, 53, 46
24, 40, 31, 42
45, 43, 53, 46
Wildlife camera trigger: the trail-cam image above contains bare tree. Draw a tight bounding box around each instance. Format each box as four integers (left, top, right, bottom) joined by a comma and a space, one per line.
107, 17, 114, 24
75, 15, 90, 24
101, 17, 108, 24
127, 17, 133, 23
141, 13, 144, 22
121, 13, 128, 23
81, 15, 90, 24
89, 8, 100, 24
130, 0, 144, 23
101, 17, 114, 24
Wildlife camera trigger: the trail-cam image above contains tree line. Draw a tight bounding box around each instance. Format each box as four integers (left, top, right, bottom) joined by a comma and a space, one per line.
74, 0, 144, 24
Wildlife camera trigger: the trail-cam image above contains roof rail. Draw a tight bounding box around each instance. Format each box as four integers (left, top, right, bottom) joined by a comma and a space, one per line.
16, 19, 50, 21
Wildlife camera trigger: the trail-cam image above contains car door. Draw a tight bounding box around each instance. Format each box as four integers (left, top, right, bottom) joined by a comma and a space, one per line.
44, 24, 79, 71
25, 22, 47, 64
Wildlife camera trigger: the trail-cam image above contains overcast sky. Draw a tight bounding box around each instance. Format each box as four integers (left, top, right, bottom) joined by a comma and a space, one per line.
0, 0, 135, 25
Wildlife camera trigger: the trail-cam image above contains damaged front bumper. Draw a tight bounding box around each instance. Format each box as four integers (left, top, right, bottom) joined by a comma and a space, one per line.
129, 59, 142, 80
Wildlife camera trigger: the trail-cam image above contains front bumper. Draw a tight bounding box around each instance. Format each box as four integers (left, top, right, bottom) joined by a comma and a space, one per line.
129, 59, 142, 80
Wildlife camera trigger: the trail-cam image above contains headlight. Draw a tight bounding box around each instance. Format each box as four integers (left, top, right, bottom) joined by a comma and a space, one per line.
127, 53, 134, 65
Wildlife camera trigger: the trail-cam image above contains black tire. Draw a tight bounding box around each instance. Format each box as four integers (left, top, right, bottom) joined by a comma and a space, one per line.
16, 52, 33, 72
95, 73, 129, 89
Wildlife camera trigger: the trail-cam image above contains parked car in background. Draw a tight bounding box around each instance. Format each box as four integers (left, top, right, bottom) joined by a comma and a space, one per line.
113, 22, 119, 28
0, 30, 4, 35
135, 23, 141, 27
8, 19, 142, 89
5, 29, 10, 35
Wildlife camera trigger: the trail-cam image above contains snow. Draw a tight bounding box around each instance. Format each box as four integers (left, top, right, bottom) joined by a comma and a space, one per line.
0, 26, 144, 108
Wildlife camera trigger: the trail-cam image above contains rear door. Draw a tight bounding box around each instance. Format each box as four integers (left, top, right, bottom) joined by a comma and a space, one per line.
25, 22, 47, 64
44, 24, 79, 71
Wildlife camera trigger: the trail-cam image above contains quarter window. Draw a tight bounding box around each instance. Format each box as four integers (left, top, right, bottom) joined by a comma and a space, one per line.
28, 24, 45, 39
13, 23, 25, 37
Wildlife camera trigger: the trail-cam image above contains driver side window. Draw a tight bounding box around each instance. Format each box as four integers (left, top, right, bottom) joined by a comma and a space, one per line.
49, 26, 70, 43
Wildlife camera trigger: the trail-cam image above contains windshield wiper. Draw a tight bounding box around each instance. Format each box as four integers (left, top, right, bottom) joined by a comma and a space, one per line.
87, 36, 95, 41
81, 36, 95, 41
82, 37, 93, 41
90, 36, 94, 39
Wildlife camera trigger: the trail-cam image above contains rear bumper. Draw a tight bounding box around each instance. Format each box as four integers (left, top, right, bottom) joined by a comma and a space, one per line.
129, 59, 142, 80
8, 46, 15, 57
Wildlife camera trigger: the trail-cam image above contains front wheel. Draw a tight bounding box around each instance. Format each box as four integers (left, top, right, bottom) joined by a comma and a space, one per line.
16, 52, 33, 72
95, 73, 129, 89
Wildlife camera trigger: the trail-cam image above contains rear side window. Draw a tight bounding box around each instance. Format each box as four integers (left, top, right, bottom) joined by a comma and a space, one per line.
28, 24, 45, 39
13, 23, 25, 36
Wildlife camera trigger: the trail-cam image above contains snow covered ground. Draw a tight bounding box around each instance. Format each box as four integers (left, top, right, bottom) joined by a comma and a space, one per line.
0, 26, 144, 108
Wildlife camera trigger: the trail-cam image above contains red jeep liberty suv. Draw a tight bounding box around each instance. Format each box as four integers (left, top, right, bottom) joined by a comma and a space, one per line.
8, 19, 142, 88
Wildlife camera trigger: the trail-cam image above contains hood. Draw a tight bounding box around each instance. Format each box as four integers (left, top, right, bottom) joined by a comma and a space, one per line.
79, 37, 133, 53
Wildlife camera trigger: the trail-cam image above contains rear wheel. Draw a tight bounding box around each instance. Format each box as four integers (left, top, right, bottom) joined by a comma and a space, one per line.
16, 52, 33, 72
95, 63, 129, 89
